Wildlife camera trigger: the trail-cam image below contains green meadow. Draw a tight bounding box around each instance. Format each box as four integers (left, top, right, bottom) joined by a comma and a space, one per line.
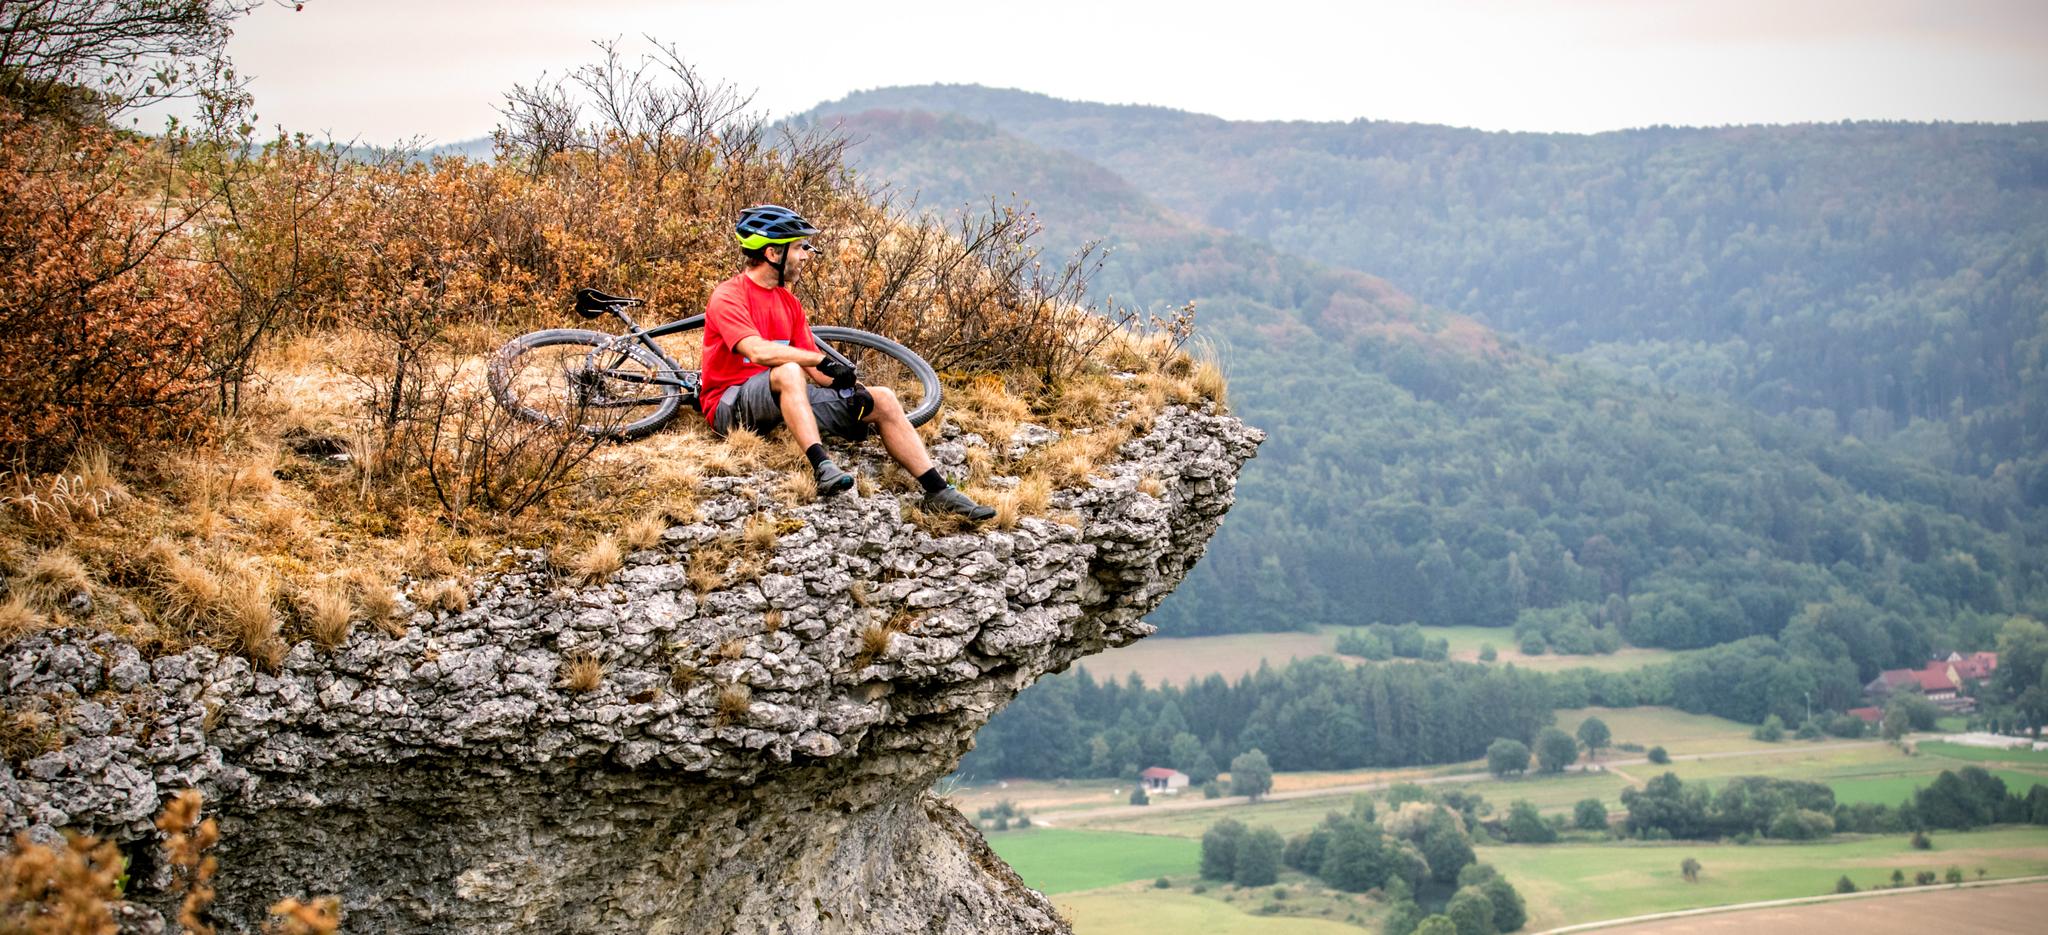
1482, 827, 2048, 932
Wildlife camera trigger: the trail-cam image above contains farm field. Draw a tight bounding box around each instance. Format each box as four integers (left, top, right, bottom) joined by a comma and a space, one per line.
1052, 883, 1377, 935
1075, 632, 1358, 686
1481, 826, 2048, 932
948, 777, 1129, 819
1917, 741, 2048, 765
984, 828, 1199, 894
1653, 742, 2048, 806
1556, 706, 1811, 756
1595, 879, 2048, 934
1075, 627, 1682, 687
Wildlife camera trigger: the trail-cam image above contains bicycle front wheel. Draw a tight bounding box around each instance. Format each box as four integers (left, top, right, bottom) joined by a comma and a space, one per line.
812, 326, 943, 428
487, 328, 682, 439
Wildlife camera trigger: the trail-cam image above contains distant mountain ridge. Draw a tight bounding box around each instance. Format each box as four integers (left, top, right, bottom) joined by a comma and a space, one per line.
809, 85, 2048, 483
795, 86, 2043, 648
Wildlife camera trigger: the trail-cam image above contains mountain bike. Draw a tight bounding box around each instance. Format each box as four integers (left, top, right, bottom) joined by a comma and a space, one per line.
489, 288, 943, 439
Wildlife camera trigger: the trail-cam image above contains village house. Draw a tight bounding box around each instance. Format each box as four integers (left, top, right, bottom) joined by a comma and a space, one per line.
1863, 653, 1998, 713
1139, 767, 1189, 795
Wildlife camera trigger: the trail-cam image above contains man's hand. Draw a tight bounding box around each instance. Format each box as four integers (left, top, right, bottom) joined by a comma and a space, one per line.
819, 357, 858, 390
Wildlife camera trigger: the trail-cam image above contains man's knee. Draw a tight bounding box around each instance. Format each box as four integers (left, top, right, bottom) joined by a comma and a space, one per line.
769, 362, 807, 391
865, 385, 903, 421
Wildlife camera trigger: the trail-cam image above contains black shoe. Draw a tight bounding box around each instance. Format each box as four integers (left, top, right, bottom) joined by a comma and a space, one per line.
814, 459, 854, 497
924, 486, 995, 522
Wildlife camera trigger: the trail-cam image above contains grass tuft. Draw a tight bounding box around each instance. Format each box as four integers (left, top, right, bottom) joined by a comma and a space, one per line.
0, 594, 45, 644
574, 535, 623, 585
743, 513, 780, 552
857, 622, 893, 661
558, 652, 603, 693
763, 609, 783, 633
620, 512, 666, 551
300, 579, 353, 650
220, 560, 282, 668
418, 578, 469, 614
22, 548, 91, 611
150, 542, 221, 630
715, 682, 752, 722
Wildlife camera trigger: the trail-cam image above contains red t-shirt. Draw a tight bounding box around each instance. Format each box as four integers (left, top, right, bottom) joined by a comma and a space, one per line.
699, 273, 818, 418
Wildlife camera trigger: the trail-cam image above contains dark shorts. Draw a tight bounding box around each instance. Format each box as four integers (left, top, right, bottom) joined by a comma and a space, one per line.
712, 370, 871, 441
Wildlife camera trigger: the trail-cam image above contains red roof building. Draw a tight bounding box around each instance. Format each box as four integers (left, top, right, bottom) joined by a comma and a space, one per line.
1847, 706, 1883, 724
1139, 767, 1189, 793
1951, 652, 1998, 682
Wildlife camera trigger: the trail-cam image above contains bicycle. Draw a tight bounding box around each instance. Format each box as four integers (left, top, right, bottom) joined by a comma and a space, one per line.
489, 288, 943, 440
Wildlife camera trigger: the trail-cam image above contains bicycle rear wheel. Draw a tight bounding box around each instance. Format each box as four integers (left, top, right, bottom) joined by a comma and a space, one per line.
812, 326, 943, 428
487, 328, 682, 439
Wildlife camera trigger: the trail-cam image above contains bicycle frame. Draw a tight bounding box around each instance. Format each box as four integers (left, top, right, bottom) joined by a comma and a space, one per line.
582, 305, 859, 406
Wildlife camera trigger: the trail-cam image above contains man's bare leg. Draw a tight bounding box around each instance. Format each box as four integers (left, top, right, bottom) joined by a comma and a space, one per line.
861, 386, 933, 476
771, 363, 853, 496
862, 386, 992, 521
769, 362, 822, 447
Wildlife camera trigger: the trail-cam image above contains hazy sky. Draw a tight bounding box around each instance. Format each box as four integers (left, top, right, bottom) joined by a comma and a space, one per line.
210, 0, 2048, 145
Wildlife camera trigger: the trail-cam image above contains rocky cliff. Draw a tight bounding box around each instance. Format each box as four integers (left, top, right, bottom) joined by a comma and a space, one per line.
0, 404, 1259, 934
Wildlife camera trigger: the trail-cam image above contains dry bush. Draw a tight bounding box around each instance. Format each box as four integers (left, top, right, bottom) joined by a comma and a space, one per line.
557, 652, 603, 693
573, 536, 623, 584
299, 579, 353, 650
157, 789, 220, 935
264, 896, 342, 935
403, 363, 605, 525
714, 682, 751, 723
0, 110, 223, 471
0, 831, 123, 935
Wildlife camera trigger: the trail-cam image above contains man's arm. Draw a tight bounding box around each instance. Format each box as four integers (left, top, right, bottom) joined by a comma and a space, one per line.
733, 335, 830, 383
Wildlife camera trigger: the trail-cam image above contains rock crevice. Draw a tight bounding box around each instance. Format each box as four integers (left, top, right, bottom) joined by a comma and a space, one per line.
0, 405, 1260, 934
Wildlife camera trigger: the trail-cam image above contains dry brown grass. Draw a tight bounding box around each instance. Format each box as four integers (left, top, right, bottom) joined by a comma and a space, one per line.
763, 609, 783, 633
149, 542, 222, 631
620, 512, 666, 551
573, 536, 623, 584
1192, 355, 1228, 410
1137, 475, 1165, 498
20, 548, 90, 610
557, 652, 603, 693
0, 595, 44, 644
347, 569, 401, 635
715, 637, 748, 662
991, 475, 1051, 530
742, 513, 779, 552
417, 578, 469, 614
715, 682, 752, 722
775, 470, 816, 508
299, 579, 353, 650
220, 560, 282, 669
856, 622, 893, 661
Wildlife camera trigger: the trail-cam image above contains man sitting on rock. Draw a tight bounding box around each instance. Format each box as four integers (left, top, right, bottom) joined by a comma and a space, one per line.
700, 203, 995, 521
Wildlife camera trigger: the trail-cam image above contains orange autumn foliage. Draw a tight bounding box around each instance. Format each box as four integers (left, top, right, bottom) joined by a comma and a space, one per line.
0, 109, 223, 470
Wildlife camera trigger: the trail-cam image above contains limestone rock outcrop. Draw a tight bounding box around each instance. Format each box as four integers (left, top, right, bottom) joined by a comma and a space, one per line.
0, 404, 1259, 933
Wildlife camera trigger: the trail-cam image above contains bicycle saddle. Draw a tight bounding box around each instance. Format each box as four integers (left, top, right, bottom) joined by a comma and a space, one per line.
574, 287, 643, 319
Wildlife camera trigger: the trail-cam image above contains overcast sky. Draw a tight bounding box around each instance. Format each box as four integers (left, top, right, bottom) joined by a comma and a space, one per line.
209, 0, 2048, 145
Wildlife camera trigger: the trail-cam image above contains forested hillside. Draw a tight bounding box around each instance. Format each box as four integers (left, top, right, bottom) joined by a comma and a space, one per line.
811, 86, 2048, 488
795, 104, 2043, 658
